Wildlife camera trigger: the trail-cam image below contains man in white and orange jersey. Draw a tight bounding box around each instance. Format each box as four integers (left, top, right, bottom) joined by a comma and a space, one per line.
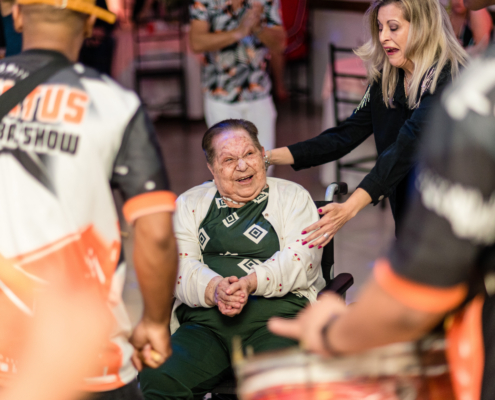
0, 2, 178, 399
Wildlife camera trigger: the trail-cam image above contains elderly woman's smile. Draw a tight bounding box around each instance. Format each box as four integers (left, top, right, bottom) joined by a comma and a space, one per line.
207, 129, 267, 205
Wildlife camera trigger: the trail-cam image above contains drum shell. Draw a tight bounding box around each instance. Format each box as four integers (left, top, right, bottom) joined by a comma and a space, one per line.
235, 339, 454, 400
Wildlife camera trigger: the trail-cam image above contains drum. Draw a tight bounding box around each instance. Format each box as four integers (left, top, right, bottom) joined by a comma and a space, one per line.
235, 336, 454, 400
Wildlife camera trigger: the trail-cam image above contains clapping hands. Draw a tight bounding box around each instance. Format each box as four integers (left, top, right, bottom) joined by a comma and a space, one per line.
237, 2, 264, 38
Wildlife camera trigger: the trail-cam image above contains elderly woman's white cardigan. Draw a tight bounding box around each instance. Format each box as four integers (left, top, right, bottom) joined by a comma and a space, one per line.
171, 177, 325, 332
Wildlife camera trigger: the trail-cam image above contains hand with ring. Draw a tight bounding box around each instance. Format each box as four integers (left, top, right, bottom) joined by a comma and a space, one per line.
301, 188, 372, 248
301, 203, 354, 249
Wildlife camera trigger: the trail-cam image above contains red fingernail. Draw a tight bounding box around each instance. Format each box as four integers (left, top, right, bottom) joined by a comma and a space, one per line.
318, 245, 322, 249
302, 241, 307, 245
309, 244, 314, 248
318, 209, 323, 213
301, 231, 307, 234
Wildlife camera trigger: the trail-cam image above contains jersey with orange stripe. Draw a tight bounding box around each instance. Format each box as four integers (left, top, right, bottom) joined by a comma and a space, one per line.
376, 46, 495, 400
0, 49, 175, 391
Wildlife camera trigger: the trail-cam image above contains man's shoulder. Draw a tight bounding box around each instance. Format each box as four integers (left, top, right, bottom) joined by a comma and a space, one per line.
75, 65, 141, 109
441, 49, 495, 121
1, 53, 141, 115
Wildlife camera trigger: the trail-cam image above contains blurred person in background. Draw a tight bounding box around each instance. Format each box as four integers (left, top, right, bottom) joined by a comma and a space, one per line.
270, 45, 495, 400
189, 0, 286, 153
268, 0, 468, 246
0, 0, 22, 56
0, 1, 178, 399
78, 0, 127, 75
448, 0, 492, 54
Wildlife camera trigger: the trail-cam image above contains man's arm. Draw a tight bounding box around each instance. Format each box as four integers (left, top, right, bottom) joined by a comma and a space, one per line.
464, 0, 494, 10
189, 10, 257, 53
130, 211, 178, 370
469, 8, 493, 44
269, 280, 445, 357
253, 25, 286, 54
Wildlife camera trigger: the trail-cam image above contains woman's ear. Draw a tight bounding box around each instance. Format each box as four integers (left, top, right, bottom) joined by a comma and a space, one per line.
83, 15, 97, 38
207, 162, 215, 177
12, 5, 23, 33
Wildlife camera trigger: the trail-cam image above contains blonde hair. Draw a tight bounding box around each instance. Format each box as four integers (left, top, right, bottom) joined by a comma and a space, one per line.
355, 0, 468, 108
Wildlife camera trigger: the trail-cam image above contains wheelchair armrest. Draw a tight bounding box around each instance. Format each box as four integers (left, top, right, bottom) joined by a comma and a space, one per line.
321, 273, 353, 296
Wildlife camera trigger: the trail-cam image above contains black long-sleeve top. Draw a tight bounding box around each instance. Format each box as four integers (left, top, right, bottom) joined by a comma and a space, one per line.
288, 66, 452, 231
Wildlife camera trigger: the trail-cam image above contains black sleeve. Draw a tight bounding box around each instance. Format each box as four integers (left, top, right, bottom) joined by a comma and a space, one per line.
288, 84, 374, 171
358, 69, 452, 205
389, 66, 495, 288
110, 105, 170, 201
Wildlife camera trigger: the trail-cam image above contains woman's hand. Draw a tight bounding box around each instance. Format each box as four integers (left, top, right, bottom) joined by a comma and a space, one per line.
217, 274, 257, 317
268, 292, 347, 357
215, 276, 247, 311
302, 188, 372, 248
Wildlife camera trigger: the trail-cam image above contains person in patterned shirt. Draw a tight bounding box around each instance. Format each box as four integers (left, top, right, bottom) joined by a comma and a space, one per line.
139, 119, 325, 399
189, 0, 285, 153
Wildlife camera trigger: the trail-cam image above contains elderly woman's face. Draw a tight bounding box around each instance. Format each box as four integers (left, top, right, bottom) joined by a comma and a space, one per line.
208, 129, 266, 203
378, 4, 412, 71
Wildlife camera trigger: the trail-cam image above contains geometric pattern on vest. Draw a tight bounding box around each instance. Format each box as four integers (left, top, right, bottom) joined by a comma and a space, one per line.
237, 258, 263, 274
198, 228, 210, 250
222, 212, 239, 228
243, 224, 268, 244
215, 198, 228, 209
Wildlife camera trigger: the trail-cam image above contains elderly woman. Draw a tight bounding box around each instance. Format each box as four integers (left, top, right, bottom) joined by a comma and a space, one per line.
139, 119, 324, 400
268, 0, 468, 246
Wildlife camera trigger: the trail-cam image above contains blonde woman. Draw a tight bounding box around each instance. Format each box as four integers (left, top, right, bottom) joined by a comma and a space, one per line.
268, 0, 468, 245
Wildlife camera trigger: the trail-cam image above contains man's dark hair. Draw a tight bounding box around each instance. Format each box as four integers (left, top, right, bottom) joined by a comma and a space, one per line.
202, 119, 262, 165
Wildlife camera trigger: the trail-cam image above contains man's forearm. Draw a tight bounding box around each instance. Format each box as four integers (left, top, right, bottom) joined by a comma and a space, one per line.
464, 0, 493, 10
255, 26, 286, 54
190, 29, 245, 53
327, 280, 444, 354
134, 212, 178, 324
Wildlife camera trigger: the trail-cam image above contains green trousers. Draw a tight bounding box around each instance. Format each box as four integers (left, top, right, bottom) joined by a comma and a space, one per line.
139, 322, 297, 400
140, 294, 306, 400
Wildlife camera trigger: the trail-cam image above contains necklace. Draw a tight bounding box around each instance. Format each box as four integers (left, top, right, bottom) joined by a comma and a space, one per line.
221, 184, 269, 206
222, 196, 245, 206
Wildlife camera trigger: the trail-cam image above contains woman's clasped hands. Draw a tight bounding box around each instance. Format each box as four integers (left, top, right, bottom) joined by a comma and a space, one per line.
214, 274, 258, 317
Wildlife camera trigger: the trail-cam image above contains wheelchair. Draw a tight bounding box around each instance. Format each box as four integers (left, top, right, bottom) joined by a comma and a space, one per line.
209, 182, 354, 400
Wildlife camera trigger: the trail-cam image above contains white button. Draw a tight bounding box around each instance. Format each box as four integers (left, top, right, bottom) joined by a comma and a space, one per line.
114, 165, 129, 175
144, 181, 156, 190
73, 63, 85, 74
378, 195, 384, 201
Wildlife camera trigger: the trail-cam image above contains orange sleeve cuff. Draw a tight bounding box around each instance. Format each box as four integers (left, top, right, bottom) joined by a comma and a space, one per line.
374, 258, 468, 313
123, 191, 177, 224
